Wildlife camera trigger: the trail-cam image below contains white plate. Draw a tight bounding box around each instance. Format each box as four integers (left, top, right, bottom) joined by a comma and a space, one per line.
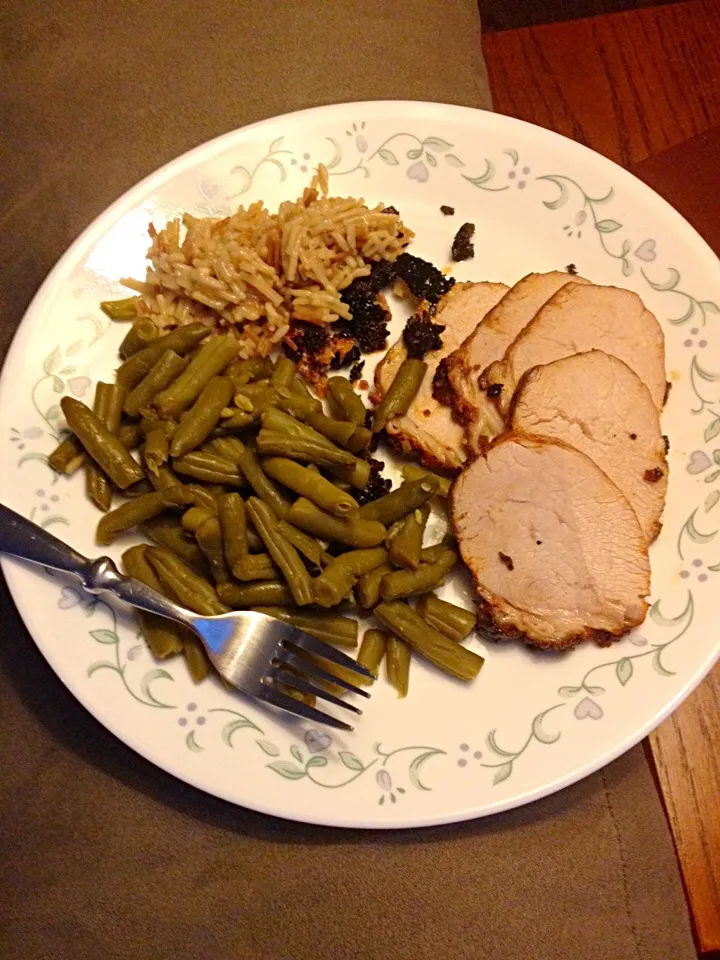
2, 101, 720, 829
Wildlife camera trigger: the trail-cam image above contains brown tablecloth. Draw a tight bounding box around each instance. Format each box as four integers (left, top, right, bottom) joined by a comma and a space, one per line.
0, 4, 696, 959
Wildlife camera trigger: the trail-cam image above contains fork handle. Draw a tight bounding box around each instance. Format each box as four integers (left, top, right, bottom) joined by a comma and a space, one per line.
0, 503, 90, 576
0, 503, 195, 629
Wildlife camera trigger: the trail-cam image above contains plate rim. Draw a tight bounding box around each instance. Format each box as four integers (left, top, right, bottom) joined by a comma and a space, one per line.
2, 99, 720, 829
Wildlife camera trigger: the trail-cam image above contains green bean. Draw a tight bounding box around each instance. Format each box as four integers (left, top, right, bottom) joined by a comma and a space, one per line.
238, 447, 291, 518
118, 422, 142, 450
327, 376, 366, 426
386, 635, 411, 698
208, 436, 246, 465
245, 386, 280, 417
184, 484, 220, 513
100, 381, 125, 432
290, 376, 312, 398
421, 544, 450, 564
262, 457, 358, 517
86, 383, 115, 512
217, 488, 265, 554
325, 457, 372, 490
118, 318, 160, 359
61, 397, 144, 490
195, 517, 231, 584
232, 553, 279, 582
123, 350, 189, 417
310, 411, 357, 447
355, 562, 392, 609
172, 451, 244, 486
401, 463, 452, 497
387, 504, 430, 570
169, 376, 233, 457
100, 296, 141, 320
313, 547, 388, 608
273, 681, 317, 708
345, 425, 372, 454
261, 407, 343, 451
358, 477, 438, 525
147, 464, 195, 505
246, 498, 314, 606
225, 356, 273, 385
146, 546, 229, 616
254, 607, 359, 648
183, 633, 212, 683
416, 593, 477, 642
375, 600, 484, 681
356, 628, 388, 682
277, 521, 325, 566
218, 493, 248, 572
274, 390, 322, 420
48, 435, 86, 474
142, 515, 210, 574
257, 430, 356, 468
380, 547, 457, 600
116, 323, 208, 389
217, 581, 294, 608
373, 358, 427, 433
144, 427, 170, 476
153, 335, 240, 418
123, 478, 155, 497
96, 491, 174, 545
285, 498, 386, 548
270, 355, 298, 390
181, 506, 215, 533
138, 408, 166, 437
214, 409, 258, 433
246, 527, 263, 552
121, 545, 186, 658
233, 380, 272, 401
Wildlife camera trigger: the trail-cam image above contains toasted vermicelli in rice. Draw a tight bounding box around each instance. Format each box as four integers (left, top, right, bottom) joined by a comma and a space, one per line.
122, 166, 413, 358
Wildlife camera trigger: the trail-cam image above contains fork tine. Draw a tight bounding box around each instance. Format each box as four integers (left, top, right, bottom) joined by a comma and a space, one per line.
258, 685, 354, 731
285, 626, 374, 680
273, 666, 363, 715
280, 646, 371, 698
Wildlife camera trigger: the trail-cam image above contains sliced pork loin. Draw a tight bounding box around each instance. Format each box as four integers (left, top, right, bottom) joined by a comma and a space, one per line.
481, 282, 667, 422
509, 351, 668, 544
451, 434, 650, 650
446, 271, 591, 454
373, 281, 508, 472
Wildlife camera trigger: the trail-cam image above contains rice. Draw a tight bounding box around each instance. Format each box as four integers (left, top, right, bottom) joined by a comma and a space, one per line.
123, 165, 413, 357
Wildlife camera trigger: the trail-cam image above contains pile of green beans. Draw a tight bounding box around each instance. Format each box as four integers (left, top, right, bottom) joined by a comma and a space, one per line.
48, 318, 483, 697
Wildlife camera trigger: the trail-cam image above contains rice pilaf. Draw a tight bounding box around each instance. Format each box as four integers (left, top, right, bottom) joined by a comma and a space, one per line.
123, 166, 413, 359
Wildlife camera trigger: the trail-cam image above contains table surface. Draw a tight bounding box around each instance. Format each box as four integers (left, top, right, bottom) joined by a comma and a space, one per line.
483, 2, 720, 953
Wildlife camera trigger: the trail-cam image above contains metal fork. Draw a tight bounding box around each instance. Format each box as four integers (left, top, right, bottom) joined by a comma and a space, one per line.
0, 504, 371, 731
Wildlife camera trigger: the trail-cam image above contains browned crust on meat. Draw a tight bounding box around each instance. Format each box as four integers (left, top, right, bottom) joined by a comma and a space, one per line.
449, 432, 650, 651
386, 430, 462, 477
444, 350, 478, 423
471, 595, 620, 652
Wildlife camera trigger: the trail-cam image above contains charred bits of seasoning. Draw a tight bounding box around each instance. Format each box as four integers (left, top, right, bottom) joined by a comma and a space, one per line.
394, 253, 454, 304
432, 359, 455, 405
440, 204, 455, 216
451, 222, 475, 262
403, 308, 445, 360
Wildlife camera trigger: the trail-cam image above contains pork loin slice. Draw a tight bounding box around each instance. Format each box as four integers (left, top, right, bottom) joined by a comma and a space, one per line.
481, 283, 667, 420
451, 434, 650, 649
373, 281, 508, 472
509, 351, 668, 544
446, 271, 591, 454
